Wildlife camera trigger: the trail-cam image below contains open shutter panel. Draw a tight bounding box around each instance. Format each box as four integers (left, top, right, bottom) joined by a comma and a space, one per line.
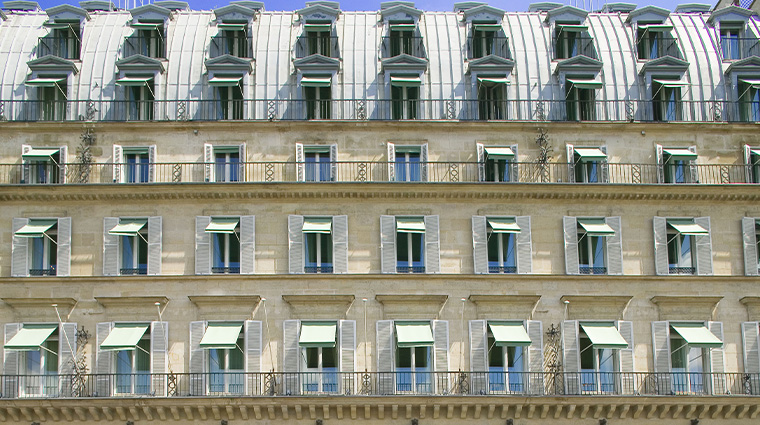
743, 145, 752, 183
203, 143, 213, 182
387, 142, 396, 181
238, 143, 246, 181
240, 215, 256, 275
653, 217, 669, 275
526, 320, 545, 395
58, 145, 68, 183
688, 145, 699, 183
741, 322, 760, 375
708, 321, 726, 394
471, 216, 488, 274
288, 215, 304, 274
245, 320, 262, 394
112, 144, 123, 183
189, 321, 206, 396
510, 144, 519, 182
476, 143, 485, 182
147, 216, 162, 276
655, 144, 664, 183
95, 321, 114, 397
195, 216, 211, 275
148, 145, 157, 182
56, 217, 72, 277
515, 216, 533, 274
295, 143, 305, 182
420, 143, 429, 182
282, 319, 301, 395
742, 217, 759, 276
599, 145, 609, 183
425, 215, 441, 273
380, 215, 397, 273
3, 323, 21, 398
563, 216, 579, 274
376, 320, 394, 394
58, 322, 77, 397
339, 320, 357, 394
332, 215, 349, 273
468, 320, 488, 394
694, 217, 713, 276
617, 320, 635, 394
433, 320, 449, 371
103, 217, 120, 276
150, 321, 169, 396
330, 143, 338, 181
566, 144, 575, 183
11, 218, 29, 277
605, 216, 624, 275
561, 320, 581, 394
651, 321, 671, 395
21, 144, 31, 184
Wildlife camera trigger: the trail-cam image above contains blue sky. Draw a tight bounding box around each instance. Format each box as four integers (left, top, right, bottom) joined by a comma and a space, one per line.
29, 0, 701, 12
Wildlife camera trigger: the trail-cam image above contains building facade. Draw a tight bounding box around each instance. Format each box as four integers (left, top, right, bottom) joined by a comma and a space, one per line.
1, 0, 760, 424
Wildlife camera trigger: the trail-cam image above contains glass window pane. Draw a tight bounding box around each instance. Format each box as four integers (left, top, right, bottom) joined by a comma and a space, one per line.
31, 237, 44, 270
580, 336, 594, 370
322, 346, 337, 368
414, 346, 430, 369
305, 347, 319, 369
488, 335, 504, 367
138, 235, 148, 270
229, 340, 244, 370
592, 236, 605, 268
44, 340, 58, 373
670, 337, 686, 370
212, 233, 225, 268
680, 235, 693, 267
397, 347, 412, 368
305, 233, 318, 266
397, 232, 409, 263
122, 236, 135, 269
412, 232, 424, 267
487, 233, 499, 265
229, 233, 240, 269
320, 233, 332, 265
504, 233, 516, 267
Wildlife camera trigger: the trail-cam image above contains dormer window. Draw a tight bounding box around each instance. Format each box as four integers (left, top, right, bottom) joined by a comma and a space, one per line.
127, 21, 165, 58
25, 76, 68, 121
554, 24, 593, 59
388, 21, 415, 56
39, 21, 81, 59
212, 22, 250, 58
470, 22, 506, 59
636, 24, 679, 60
304, 21, 334, 56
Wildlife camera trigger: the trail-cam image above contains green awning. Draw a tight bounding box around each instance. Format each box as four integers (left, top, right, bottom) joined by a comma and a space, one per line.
43, 22, 74, 29
478, 77, 510, 85
653, 79, 688, 88
663, 148, 697, 160
25, 77, 66, 87
557, 24, 588, 32
200, 322, 243, 349
567, 78, 603, 90
303, 218, 332, 233
487, 217, 521, 233
484, 147, 514, 158
667, 219, 708, 235
751, 149, 760, 156
390, 75, 421, 87
488, 322, 531, 346
130, 22, 162, 29
578, 218, 615, 236
639, 24, 673, 32
301, 75, 332, 87
395, 322, 434, 348
99, 324, 149, 351
109, 219, 148, 236
4, 324, 58, 351
474, 24, 502, 31
305, 23, 332, 32
574, 147, 607, 159
218, 23, 248, 30
739, 79, 760, 89
15, 219, 58, 238
115, 76, 154, 86
22, 148, 60, 159
580, 322, 629, 349
671, 324, 722, 348
299, 321, 337, 347
208, 76, 243, 87
205, 218, 240, 234
390, 23, 416, 30
396, 217, 425, 233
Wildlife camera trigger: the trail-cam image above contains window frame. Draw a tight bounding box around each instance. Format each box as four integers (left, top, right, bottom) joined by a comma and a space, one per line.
303, 148, 333, 182
301, 344, 339, 393
38, 83, 68, 121
211, 220, 241, 274
303, 217, 334, 273
565, 85, 596, 121
652, 81, 682, 122
576, 223, 607, 275
119, 224, 148, 276
126, 81, 155, 121
207, 333, 245, 394
719, 24, 743, 61
487, 228, 516, 273
394, 147, 422, 182
738, 81, 760, 123
578, 329, 617, 394
216, 83, 244, 120
391, 84, 420, 120
52, 22, 81, 59
396, 218, 425, 273
669, 331, 708, 394
486, 330, 525, 393
123, 148, 151, 183
304, 85, 331, 120
113, 332, 151, 395
213, 148, 241, 182
28, 221, 58, 276
666, 223, 696, 275
477, 79, 507, 120
19, 329, 59, 397
395, 344, 432, 393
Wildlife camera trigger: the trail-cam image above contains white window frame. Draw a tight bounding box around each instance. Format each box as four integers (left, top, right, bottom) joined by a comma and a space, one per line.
303, 230, 333, 273
669, 332, 708, 394
487, 230, 516, 273
486, 331, 525, 393
395, 344, 432, 394
214, 151, 240, 183
301, 344, 339, 393
304, 150, 331, 182
126, 82, 155, 121
124, 149, 150, 183
207, 332, 245, 395
113, 332, 151, 395
29, 224, 57, 276
211, 224, 241, 274
666, 226, 695, 274
391, 85, 420, 120
120, 226, 148, 275
19, 332, 59, 397
578, 330, 617, 394
396, 229, 425, 273
395, 148, 422, 182
577, 226, 607, 275
574, 154, 601, 183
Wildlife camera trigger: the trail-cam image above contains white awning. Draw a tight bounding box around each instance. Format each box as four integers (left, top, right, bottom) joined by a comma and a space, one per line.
4, 324, 58, 351
301, 75, 332, 87
208, 76, 243, 87
652, 79, 689, 88
390, 75, 421, 87
739, 79, 760, 89
25, 77, 66, 87
578, 218, 615, 236
638, 24, 673, 32
15, 219, 58, 238
751, 149, 760, 156
484, 147, 514, 158
304, 23, 332, 32
43, 22, 74, 29
574, 147, 607, 159
115, 76, 154, 87
22, 148, 60, 159
557, 24, 588, 32
671, 324, 722, 348
395, 322, 434, 347
109, 219, 148, 236
473, 24, 502, 31
667, 219, 708, 235
396, 217, 425, 233
580, 322, 629, 349
130, 22, 162, 29
487, 217, 521, 233
218, 23, 248, 30
488, 322, 531, 346
477, 76, 510, 85
205, 218, 240, 234
303, 218, 332, 233
390, 23, 416, 30
663, 148, 698, 160
566, 78, 603, 90
299, 322, 337, 347
99, 324, 149, 351
200, 322, 243, 349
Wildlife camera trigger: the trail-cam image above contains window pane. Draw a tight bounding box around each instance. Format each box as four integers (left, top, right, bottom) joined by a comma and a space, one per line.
578, 233, 590, 266
504, 233, 516, 267
305, 347, 319, 369
212, 233, 225, 268
122, 236, 135, 269
136, 339, 150, 372
414, 346, 430, 369
320, 232, 332, 265
508, 346, 523, 372
322, 346, 338, 368
670, 337, 686, 370
305, 233, 318, 266
31, 237, 44, 270
680, 235, 693, 268
411, 232, 424, 267
229, 340, 244, 370
138, 234, 148, 270
580, 337, 594, 370
397, 232, 409, 263
25, 350, 41, 374
44, 340, 58, 373
667, 232, 678, 267
116, 349, 132, 374
229, 233, 240, 269
487, 233, 499, 265
488, 335, 504, 367
397, 347, 412, 368
591, 236, 605, 268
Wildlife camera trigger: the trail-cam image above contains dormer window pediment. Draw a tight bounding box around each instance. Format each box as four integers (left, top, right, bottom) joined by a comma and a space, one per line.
129, 4, 172, 24
45, 4, 89, 23
152, 1, 189, 11
639, 56, 689, 75
380, 4, 422, 22
553, 55, 603, 74
205, 54, 254, 74
381, 53, 428, 72
214, 4, 256, 22
467, 55, 514, 74
707, 5, 757, 27
294, 54, 341, 72
116, 54, 165, 74
462, 4, 505, 23
27, 55, 78, 74
625, 5, 670, 25
298, 4, 341, 22
545, 5, 588, 25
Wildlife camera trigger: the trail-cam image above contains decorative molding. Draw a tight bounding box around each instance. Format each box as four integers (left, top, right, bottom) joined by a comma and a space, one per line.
560, 295, 633, 320
469, 294, 541, 319
189, 295, 262, 321
376, 294, 448, 319
741, 296, 760, 321
2, 297, 76, 311
95, 296, 169, 308
1, 297, 77, 322
651, 295, 723, 321
283, 294, 355, 319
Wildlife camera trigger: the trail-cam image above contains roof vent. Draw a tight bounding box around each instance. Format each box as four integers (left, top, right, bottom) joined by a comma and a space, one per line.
528, 2, 562, 12
600, 2, 636, 13
2, 1, 40, 11
153, 1, 188, 11
230, 1, 265, 10
381, 1, 415, 9
452, 2, 485, 12
79, 1, 115, 11
674, 3, 711, 13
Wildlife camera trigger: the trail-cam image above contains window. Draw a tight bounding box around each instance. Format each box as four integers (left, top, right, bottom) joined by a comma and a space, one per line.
652, 322, 723, 395
104, 216, 161, 276
303, 219, 333, 273
388, 21, 415, 56
295, 143, 337, 182
206, 217, 241, 274
568, 146, 607, 183
654, 216, 712, 276
744, 145, 760, 183
564, 216, 622, 275
636, 24, 676, 60
21, 146, 65, 184
477, 77, 507, 120
381, 215, 439, 274
739, 79, 760, 122
741, 322, 760, 387
487, 323, 526, 393
305, 22, 333, 56
302, 77, 331, 120
5, 324, 60, 397
486, 218, 517, 273
97, 323, 155, 395
477, 144, 517, 183
471, 23, 500, 58
300, 322, 339, 393
28, 221, 58, 276
40, 22, 81, 59
215, 83, 244, 120
288, 215, 347, 274
563, 321, 633, 395
472, 215, 532, 275
554, 24, 590, 59
12, 218, 70, 277
204, 144, 245, 183
396, 217, 425, 273
652, 80, 683, 121
135, 25, 165, 58
196, 215, 254, 275
666, 220, 697, 275
113, 145, 155, 184
215, 26, 249, 57
720, 24, 743, 60
395, 322, 433, 393
659, 147, 697, 184
390, 77, 420, 120
742, 217, 760, 276
565, 79, 600, 121
39, 81, 67, 121
126, 80, 155, 121
395, 148, 421, 182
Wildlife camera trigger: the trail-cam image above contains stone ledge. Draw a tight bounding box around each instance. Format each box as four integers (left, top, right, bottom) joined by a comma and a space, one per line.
651, 295, 723, 321
560, 295, 633, 320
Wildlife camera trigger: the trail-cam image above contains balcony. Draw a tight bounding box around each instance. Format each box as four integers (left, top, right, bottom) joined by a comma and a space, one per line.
29, 267, 56, 276
637, 35, 683, 60
466, 34, 510, 60
554, 36, 597, 60
488, 265, 516, 273
208, 35, 253, 58
294, 35, 340, 59
380, 36, 426, 59
122, 35, 166, 59
36, 36, 81, 60
579, 266, 607, 275
720, 37, 760, 60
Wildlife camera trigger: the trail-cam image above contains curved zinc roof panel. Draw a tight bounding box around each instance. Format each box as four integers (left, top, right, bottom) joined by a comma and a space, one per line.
0, 11, 47, 99
75, 11, 130, 103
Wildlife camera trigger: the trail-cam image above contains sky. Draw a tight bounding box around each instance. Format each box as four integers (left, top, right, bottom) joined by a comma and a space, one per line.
26, 0, 707, 13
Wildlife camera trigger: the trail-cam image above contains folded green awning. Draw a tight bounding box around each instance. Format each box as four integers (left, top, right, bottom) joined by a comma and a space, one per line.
739, 79, 760, 89
131, 22, 162, 29
395, 322, 434, 347
301, 75, 332, 87
390, 75, 421, 87
474, 24, 502, 31
109, 219, 147, 236
396, 217, 425, 233
25, 77, 66, 87
303, 218, 332, 233
663, 148, 697, 160
205, 218, 240, 234
671, 324, 722, 348
667, 219, 708, 235
484, 146, 514, 158
478, 77, 510, 85
487, 217, 520, 233
22, 148, 60, 159
574, 147, 607, 159
578, 218, 615, 236
639, 24, 673, 32
299, 321, 337, 347
580, 322, 628, 349
390, 23, 416, 30
489, 322, 531, 346
653, 79, 688, 88
218, 23, 248, 30
557, 24, 588, 32
115, 76, 154, 86
305, 23, 332, 32
4, 324, 58, 351
15, 219, 58, 238
751, 149, 760, 156
43, 22, 74, 29
100, 323, 149, 351
567, 78, 603, 90
208, 76, 242, 87
200, 322, 243, 349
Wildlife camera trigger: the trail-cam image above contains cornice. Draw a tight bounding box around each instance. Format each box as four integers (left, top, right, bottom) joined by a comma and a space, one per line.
188, 295, 262, 308
95, 296, 169, 308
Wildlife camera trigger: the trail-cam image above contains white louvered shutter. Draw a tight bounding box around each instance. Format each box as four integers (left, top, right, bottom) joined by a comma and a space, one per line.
433, 320, 449, 372
743, 144, 752, 183
741, 322, 760, 375
95, 322, 114, 397
617, 320, 635, 394
58, 322, 77, 397
3, 323, 21, 398
245, 320, 262, 394
599, 145, 609, 183
58, 145, 68, 183
21, 144, 31, 184
148, 144, 157, 182
469, 320, 487, 394
516, 216, 533, 274
151, 321, 169, 396
651, 321, 671, 394
566, 144, 575, 183
288, 215, 304, 274
329, 143, 338, 181
655, 144, 664, 183
471, 216, 488, 274
147, 216, 162, 276
189, 321, 206, 396
386, 142, 396, 181
476, 143, 485, 182
203, 143, 214, 182
561, 320, 580, 394
510, 144, 519, 182
563, 216, 579, 275
238, 143, 246, 181
103, 217, 120, 276
339, 320, 356, 394
295, 142, 305, 182
11, 218, 29, 277
376, 320, 394, 394
380, 215, 397, 273
56, 217, 72, 277
653, 216, 669, 275
605, 216, 623, 275
282, 319, 301, 395
240, 215, 256, 275
742, 217, 758, 276
420, 143, 429, 182
694, 217, 713, 276
526, 320, 544, 395
112, 144, 123, 183
332, 215, 349, 273
195, 216, 211, 275
425, 215, 440, 273
688, 146, 699, 183
708, 321, 726, 394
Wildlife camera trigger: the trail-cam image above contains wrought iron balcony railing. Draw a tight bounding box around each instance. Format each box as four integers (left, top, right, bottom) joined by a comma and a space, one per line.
36, 36, 81, 60
0, 371, 757, 399
488, 265, 517, 273
209, 35, 253, 58
466, 34, 510, 60
396, 266, 425, 273
380, 36, 426, 58
669, 266, 696, 275
123, 35, 166, 59
554, 36, 597, 60
720, 37, 760, 60
637, 35, 682, 60
211, 266, 241, 274
294, 35, 340, 58
29, 267, 56, 276
120, 267, 147, 275
579, 266, 607, 275
304, 265, 334, 273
